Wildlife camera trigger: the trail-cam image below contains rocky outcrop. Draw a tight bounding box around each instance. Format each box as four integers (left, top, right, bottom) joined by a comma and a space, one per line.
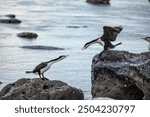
0, 78, 84, 100
17, 32, 38, 38
21, 45, 65, 50
91, 50, 150, 100
0, 14, 21, 24
129, 60, 150, 99
87, 0, 110, 4
0, 81, 2, 85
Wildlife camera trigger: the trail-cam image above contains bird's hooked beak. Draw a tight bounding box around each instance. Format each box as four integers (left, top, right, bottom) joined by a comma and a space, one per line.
141, 37, 148, 42
65, 55, 69, 57
81, 46, 86, 50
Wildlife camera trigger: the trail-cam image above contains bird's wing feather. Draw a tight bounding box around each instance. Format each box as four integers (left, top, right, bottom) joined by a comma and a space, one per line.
33, 62, 47, 73
102, 26, 123, 42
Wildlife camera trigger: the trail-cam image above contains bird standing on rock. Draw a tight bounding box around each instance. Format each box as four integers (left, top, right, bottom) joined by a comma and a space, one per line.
26, 55, 69, 79
82, 26, 123, 51
141, 37, 150, 51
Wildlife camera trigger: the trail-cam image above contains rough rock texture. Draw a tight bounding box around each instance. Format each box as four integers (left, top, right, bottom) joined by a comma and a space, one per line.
87, 0, 110, 4
17, 32, 38, 38
91, 50, 150, 100
0, 78, 84, 100
21, 45, 65, 50
129, 60, 150, 99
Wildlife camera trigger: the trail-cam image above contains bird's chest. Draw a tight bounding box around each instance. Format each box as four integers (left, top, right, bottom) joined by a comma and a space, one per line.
40, 65, 51, 73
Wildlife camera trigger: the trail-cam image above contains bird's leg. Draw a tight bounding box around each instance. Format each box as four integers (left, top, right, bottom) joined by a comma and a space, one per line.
38, 72, 42, 78
42, 74, 45, 78
41, 74, 48, 80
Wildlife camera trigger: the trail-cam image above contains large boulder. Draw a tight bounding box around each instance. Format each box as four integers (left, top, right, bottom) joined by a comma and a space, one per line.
87, 0, 110, 4
91, 50, 150, 100
0, 78, 84, 100
129, 60, 150, 99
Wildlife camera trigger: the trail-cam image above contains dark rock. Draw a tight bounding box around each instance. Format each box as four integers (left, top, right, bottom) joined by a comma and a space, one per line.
91, 50, 150, 100
0, 14, 21, 24
0, 78, 84, 100
87, 0, 110, 4
0, 81, 2, 85
21, 45, 65, 50
66, 25, 88, 28
129, 60, 150, 99
0, 18, 21, 24
5, 14, 16, 18
17, 32, 38, 38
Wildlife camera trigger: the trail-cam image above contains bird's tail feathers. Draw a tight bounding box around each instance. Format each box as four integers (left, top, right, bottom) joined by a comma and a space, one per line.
25, 71, 33, 74
114, 42, 122, 47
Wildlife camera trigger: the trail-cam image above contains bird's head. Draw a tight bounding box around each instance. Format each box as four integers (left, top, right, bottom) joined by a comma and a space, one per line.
81, 43, 90, 50
57, 55, 69, 60
141, 37, 150, 42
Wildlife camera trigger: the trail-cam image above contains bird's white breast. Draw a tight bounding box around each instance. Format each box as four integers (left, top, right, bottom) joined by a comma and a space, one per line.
40, 63, 52, 74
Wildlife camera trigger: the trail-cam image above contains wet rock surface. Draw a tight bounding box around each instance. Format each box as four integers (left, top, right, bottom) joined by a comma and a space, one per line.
0, 14, 21, 24
0, 78, 84, 100
21, 45, 65, 50
17, 32, 38, 38
87, 0, 110, 4
91, 50, 150, 100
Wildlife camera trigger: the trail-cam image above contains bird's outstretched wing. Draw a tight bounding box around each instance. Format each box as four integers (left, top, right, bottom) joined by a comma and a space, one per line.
33, 62, 47, 73
101, 26, 123, 42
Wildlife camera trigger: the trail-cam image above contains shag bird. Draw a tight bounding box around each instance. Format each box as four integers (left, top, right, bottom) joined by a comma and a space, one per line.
82, 26, 123, 51
26, 55, 69, 79
141, 37, 150, 51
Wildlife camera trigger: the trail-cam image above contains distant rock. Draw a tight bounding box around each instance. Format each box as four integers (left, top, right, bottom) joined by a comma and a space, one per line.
91, 50, 150, 100
0, 14, 21, 24
0, 78, 84, 100
0, 81, 2, 85
21, 45, 65, 50
87, 0, 110, 4
66, 25, 88, 28
129, 60, 150, 99
0, 18, 21, 24
17, 32, 38, 38
5, 14, 16, 18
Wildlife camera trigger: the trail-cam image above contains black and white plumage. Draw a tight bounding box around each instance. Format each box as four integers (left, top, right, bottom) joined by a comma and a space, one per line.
26, 55, 68, 79
82, 26, 123, 51
141, 37, 150, 51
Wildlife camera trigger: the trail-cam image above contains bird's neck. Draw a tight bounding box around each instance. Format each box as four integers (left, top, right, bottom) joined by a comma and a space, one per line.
46, 57, 62, 64
89, 37, 102, 44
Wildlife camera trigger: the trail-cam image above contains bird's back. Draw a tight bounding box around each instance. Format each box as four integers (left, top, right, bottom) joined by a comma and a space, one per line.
33, 62, 47, 73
